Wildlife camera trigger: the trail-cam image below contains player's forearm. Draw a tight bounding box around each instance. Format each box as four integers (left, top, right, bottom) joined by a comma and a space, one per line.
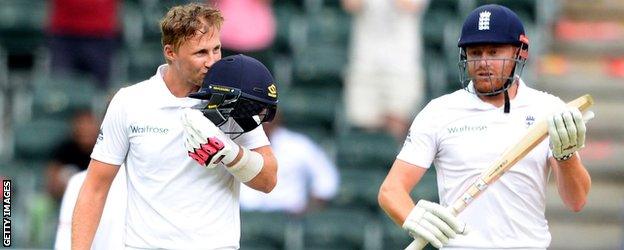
71, 183, 108, 249
553, 155, 591, 212
242, 147, 277, 193
378, 180, 415, 226
244, 162, 277, 193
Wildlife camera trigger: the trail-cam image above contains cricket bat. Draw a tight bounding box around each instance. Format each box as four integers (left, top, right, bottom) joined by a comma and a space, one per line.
405, 94, 594, 250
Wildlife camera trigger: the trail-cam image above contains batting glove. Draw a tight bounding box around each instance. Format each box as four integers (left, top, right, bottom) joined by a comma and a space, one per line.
181, 108, 240, 168
547, 107, 588, 161
402, 200, 467, 249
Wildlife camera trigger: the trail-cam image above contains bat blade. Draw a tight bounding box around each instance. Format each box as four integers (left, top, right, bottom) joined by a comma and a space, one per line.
405, 94, 594, 250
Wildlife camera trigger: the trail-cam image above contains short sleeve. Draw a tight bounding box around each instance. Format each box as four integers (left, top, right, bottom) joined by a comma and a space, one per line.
396, 102, 439, 169
91, 89, 130, 165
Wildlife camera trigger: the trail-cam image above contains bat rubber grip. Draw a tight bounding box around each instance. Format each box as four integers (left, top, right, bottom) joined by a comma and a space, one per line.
404, 237, 428, 250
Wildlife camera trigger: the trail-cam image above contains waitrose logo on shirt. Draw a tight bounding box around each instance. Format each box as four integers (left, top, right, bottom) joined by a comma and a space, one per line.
129, 125, 170, 135
447, 124, 487, 134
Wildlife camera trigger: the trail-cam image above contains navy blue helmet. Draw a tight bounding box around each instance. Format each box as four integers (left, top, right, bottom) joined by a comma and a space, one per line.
457, 4, 529, 98
189, 54, 278, 135
458, 4, 528, 49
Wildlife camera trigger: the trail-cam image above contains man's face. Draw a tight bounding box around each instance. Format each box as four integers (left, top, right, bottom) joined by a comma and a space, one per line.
465, 44, 518, 94
169, 27, 222, 87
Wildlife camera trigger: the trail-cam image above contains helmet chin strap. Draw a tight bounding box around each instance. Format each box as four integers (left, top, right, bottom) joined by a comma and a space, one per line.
500, 59, 519, 114
482, 77, 513, 113
504, 89, 510, 113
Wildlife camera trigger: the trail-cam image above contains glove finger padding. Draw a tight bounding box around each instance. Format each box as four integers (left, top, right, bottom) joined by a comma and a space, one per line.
184, 108, 221, 139
182, 114, 206, 148
419, 219, 449, 245
547, 116, 562, 155
403, 200, 467, 249
573, 108, 586, 148
562, 110, 578, 149
548, 107, 587, 160
181, 108, 239, 168
417, 200, 467, 235
423, 212, 456, 239
554, 113, 570, 151
403, 207, 444, 249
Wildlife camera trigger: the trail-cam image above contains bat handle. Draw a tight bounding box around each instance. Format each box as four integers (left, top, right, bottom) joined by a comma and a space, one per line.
404, 237, 428, 250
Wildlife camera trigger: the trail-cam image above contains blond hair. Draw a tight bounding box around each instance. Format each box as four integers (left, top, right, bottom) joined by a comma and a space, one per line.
160, 3, 223, 51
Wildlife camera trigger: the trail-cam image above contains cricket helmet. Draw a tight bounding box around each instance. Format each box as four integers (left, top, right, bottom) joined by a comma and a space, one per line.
189, 54, 278, 135
457, 4, 529, 97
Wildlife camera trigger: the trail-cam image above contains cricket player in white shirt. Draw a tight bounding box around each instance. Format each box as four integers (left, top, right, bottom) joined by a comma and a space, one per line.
378, 4, 592, 249
71, 3, 279, 249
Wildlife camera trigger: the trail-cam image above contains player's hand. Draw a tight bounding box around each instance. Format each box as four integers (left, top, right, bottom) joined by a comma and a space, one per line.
181, 108, 240, 168
402, 200, 467, 249
547, 107, 587, 161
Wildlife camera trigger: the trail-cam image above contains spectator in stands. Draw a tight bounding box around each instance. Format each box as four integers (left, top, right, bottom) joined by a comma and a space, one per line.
240, 113, 340, 215
46, 0, 121, 89
45, 109, 100, 203
341, 0, 429, 141
211, 0, 276, 67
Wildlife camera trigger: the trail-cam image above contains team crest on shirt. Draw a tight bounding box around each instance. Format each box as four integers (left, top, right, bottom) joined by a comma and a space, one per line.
96, 128, 104, 144
405, 129, 412, 144
525, 115, 535, 127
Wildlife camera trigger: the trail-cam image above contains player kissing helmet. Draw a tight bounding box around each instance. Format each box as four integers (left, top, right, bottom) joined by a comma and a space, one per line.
188, 54, 278, 136
457, 4, 529, 113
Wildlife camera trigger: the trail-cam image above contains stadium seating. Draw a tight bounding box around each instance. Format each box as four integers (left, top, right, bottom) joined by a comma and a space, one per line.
423, 8, 455, 51
30, 74, 100, 119
289, 6, 349, 88
12, 118, 70, 161
423, 50, 453, 100
379, 213, 437, 250
0, 0, 47, 56
125, 41, 165, 83
291, 44, 346, 89
334, 168, 387, 212
273, 3, 302, 55
475, 0, 536, 21
303, 7, 350, 47
240, 211, 296, 249
302, 207, 381, 249
335, 130, 398, 170
279, 85, 341, 133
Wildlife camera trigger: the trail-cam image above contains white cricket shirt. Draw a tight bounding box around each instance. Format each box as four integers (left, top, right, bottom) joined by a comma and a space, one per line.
398, 80, 566, 249
55, 167, 127, 250
91, 65, 270, 249
240, 128, 339, 213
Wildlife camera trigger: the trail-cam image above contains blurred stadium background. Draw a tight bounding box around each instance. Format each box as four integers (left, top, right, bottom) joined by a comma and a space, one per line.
0, 0, 623, 249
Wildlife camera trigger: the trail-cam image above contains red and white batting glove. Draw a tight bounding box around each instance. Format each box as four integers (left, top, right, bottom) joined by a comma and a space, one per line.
181, 108, 240, 168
